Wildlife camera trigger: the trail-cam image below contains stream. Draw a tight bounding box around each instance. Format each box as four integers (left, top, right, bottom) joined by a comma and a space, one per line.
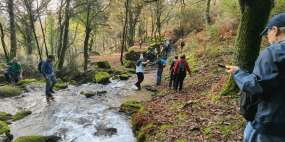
0, 78, 139, 142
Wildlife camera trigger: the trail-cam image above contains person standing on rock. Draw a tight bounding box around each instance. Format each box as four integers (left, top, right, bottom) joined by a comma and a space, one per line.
169, 56, 178, 89
135, 56, 149, 90
173, 54, 192, 93
180, 39, 185, 53
4, 57, 23, 83
149, 55, 166, 85
139, 39, 143, 50
41, 55, 57, 100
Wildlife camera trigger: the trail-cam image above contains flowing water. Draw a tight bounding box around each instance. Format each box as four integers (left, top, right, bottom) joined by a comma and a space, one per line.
0, 78, 140, 142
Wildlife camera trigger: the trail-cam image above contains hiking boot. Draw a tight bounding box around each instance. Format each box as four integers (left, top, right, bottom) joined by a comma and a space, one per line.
135, 83, 139, 88
46, 92, 55, 100
179, 90, 183, 93
49, 90, 55, 93
174, 90, 178, 93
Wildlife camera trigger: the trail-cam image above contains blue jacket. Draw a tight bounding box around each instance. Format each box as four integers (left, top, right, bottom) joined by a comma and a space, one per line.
233, 40, 285, 136
149, 58, 163, 69
41, 60, 54, 77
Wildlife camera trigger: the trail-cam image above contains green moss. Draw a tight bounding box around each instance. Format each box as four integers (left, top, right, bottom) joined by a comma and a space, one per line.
0, 112, 13, 121
12, 111, 32, 121
120, 74, 129, 80
96, 60, 111, 69
186, 82, 195, 86
119, 101, 145, 116
175, 114, 188, 121
0, 86, 21, 97
80, 91, 84, 94
136, 131, 149, 142
69, 80, 78, 85
15, 79, 37, 86
161, 125, 171, 130
128, 69, 136, 74
156, 89, 168, 96
95, 72, 111, 84
221, 76, 240, 96
124, 60, 135, 68
203, 64, 209, 67
0, 121, 10, 135
107, 68, 114, 74
84, 92, 96, 98
191, 68, 198, 74
113, 69, 122, 75
90, 51, 100, 55
13, 136, 61, 142
175, 140, 191, 142
57, 78, 64, 84
55, 83, 68, 89
156, 133, 163, 141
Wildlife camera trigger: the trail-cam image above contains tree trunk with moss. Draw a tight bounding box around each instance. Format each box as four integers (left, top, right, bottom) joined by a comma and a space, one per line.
8, 0, 17, 59
222, 0, 273, 96
121, 0, 129, 65
205, 0, 211, 25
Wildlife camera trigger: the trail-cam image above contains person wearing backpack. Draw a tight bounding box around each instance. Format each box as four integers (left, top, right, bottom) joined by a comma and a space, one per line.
135, 56, 149, 90
146, 50, 154, 62
139, 39, 143, 50
225, 13, 285, 142
4, 57, 23, 83
173, 54, 191, 93
41, 55, 57, 100
180, 39, 185, 53
149, 55, 166, 85
168, 56, 178, 89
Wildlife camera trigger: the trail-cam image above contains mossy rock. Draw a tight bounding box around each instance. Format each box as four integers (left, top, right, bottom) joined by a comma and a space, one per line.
95, 72, 111, 84
15, 79, 37, 86
124, 50, 141, 61
0, 112, 13, 121
80, 91, 84, 94
94, 128, 117, 137
55, 83, 68, 89
57, 78, 64, 84
12, 111, 32, 121
84, 92, 96, 98
0, 75, 6, 83
113, 70, 122, 75
69, 80, 78, 85
124, 60, 136, 68
0, 86, 21, 97
90, 51, 100, 56
128, 69, 136, 74
107, 69, 114, 74
89, 62, 96, 66
119, 101, 144, 116
13, 136, 61, 142
120, 74, 129, 80
96, 60, 111, 69
112, 76, 119, 80
0, 121, 10, 135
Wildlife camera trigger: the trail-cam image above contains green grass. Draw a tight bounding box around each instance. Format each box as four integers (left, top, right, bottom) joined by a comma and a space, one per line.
161, 125, 172, 130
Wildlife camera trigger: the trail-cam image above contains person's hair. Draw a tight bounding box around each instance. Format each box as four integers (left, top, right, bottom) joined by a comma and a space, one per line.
157, 54, 161, 58
279, 27, 285, 33
180, 54, 185, 59
48, 54, 55, 60
13, 57, 18, 60
174, 56, 178, 59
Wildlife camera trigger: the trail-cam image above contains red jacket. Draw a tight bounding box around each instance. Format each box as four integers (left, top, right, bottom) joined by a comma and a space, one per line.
173, 59, 191, 75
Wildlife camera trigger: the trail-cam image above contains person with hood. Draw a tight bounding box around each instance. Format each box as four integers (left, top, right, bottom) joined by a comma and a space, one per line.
225, 13, 285, 142
173, 54, 192, 93
135, 56, 149, 90
169, 56, 178, 89
41, 55, 57, 100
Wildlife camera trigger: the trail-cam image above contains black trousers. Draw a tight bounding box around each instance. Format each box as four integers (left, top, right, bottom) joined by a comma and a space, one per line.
175, 72, 186, 91
135, 72, 144, 88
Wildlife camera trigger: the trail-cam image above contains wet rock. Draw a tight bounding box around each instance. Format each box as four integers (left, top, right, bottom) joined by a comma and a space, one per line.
13, 135, 61, 142
97, 91, 107, 95
107, 68, 114, 74
83, 91, 107, 98
0, 112, 13, 122
120, 74, 129, 80
12, 111, 32, 121
94, 72, 111, 84
119, 101, 144, 116
0, 86, 21, 97
96, 60, 111, 69
94, 128, 117, 137
15, 79, 37, 86
0, 121, 13, 142
69, 80, 78, 85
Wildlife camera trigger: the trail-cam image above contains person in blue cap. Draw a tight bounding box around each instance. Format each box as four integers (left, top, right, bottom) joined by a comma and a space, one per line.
226, 13, 285, 141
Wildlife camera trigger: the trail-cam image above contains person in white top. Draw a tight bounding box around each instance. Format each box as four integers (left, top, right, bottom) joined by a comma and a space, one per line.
135, 56, 149, 90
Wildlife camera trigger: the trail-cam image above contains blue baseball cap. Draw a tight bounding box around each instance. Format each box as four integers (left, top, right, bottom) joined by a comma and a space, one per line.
260, 13, 285, 36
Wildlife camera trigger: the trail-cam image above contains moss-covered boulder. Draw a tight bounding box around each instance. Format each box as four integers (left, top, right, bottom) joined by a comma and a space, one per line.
0, 121, 13, 142
120, 74, 129, 80
69, 80, 78, 85
128, 69, 136, 74
80, 91, 84, 94
13, 136, 61, 142
96, 60, 111, 69
12, 111, 32, 121
119, 101, 144, 116
0, 112, 13, 122
124, 60, 136, 68
0, 121, 10, 135
90, 51, 100, 56
107, 69, 114, 74
0, 86, 21, 97
57, 78, 63, 84
94, 72, 111, 84
0, 75, 6, 83
113, 70, 122, 75
84, 92, 96, 98
124, 50, 141, 61
54, 84, 68, 90
15, 79, 37, 86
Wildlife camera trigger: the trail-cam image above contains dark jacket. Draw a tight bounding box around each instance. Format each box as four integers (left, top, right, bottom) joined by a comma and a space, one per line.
233, 40, 285, 136
41, 60, 54, 77
149, 58, 163, 70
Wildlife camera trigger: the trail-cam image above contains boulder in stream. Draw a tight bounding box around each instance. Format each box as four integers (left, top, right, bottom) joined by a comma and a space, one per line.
94, 128, 117, 137
0, 121, 13, 142
120, 74, 129, 80
13, 135, 61, 142
69, 80, 78, 85
96, 60, 111, 69
0, 112, 13, 122
12, 111, 32, 121
0, 86, 21, 97
83, 91, 107, 98
94, 72, 111, 84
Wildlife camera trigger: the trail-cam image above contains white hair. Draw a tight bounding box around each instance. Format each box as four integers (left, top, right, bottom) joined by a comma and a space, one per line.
279, 27, 285, 33
13, 57, 18, 60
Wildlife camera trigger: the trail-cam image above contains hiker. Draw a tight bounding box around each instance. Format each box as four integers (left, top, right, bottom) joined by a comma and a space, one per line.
146, 50, 155, 62
41, 55, 57, 100
4, 57, 23, 83
225, 13, 285, 142
139, 39, 143, 49
173, 54, 192, 93
135, 57, 149, 90
169, 56, 178, 89
180, 39, 185, 53
149, 55, 166, 85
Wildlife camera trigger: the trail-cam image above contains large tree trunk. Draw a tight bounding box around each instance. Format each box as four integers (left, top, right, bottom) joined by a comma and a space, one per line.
37, 3, 48, 57
121, 0, 129, 65
222, 0, 273, 96
58, 0, 71, 69
26, 25, 33, 55
57, 0, 64, 59
8, 0, 17, 59
205, 0, 211, 25
0, 22, 9, 62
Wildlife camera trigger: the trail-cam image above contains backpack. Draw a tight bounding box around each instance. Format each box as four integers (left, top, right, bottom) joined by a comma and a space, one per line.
158, 58, 166, 68
178, 60, 186, 72
240, 92, 262, 121
38, 61, 44, 73
181, 41, 185, 46
7, 60, 20, 72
